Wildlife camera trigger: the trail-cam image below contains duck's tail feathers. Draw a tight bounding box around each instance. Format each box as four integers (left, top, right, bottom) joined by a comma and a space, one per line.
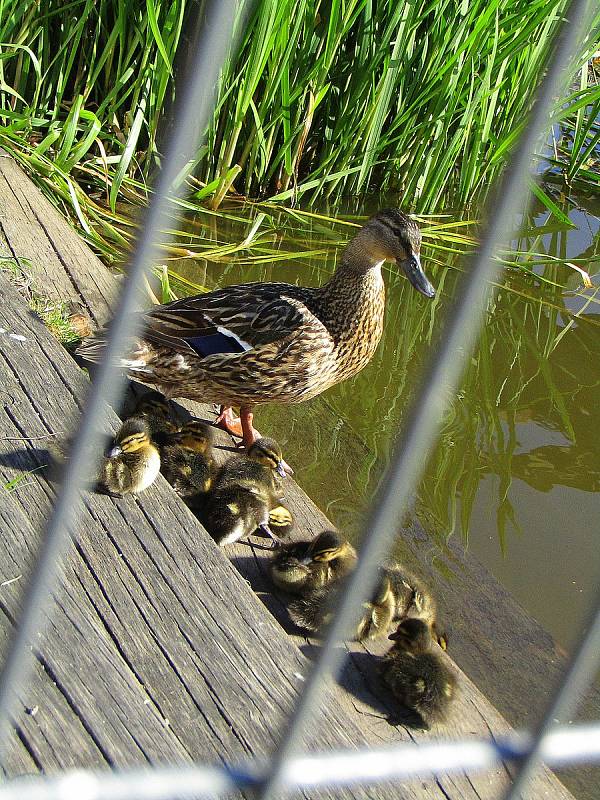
75, 336, 108, 364
76, 336, 155, 374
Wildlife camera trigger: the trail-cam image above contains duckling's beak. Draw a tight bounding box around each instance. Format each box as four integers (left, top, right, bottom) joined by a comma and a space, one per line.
276, 459, 294, 477
399, 253, 435, 298
108, 445, 123, 458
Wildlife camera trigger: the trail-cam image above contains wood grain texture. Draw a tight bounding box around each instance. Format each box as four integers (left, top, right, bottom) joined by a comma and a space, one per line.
0, 150, 116, 326
0, 151, 579, 798
0, 273, 457, 800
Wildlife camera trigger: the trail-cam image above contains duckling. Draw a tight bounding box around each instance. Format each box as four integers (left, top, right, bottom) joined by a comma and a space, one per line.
357, 564, 443, 642
268, 504, 294, 538
159, 420, 216, 501
132, 391, 179, 445
287, 564, 444, 643
201, 438, 289, 546
98, 418, 161, 495
270, 530, 358, 594
381, 618, 456, 728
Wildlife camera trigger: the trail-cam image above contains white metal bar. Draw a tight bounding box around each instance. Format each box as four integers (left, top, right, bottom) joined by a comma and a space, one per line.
0, 0, 239, 756
253, 0, 596, 797
2, 722, 600, 800
502, 585, 600, 800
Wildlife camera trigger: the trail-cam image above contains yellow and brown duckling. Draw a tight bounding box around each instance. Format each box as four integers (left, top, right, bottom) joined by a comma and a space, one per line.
287, 563, 445, 644
357, 564, 444, 642
160, 420, 216, 501
131, 391, 179, 445
98, 418, 161, 496
268, 504, 295, 538
77, 210, 434, 447
270, 530, 357, 594
200, 437, 290, 546
381, 618, 456, 728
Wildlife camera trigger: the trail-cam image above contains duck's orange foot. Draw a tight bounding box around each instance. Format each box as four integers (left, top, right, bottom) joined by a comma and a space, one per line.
214, 406, 244, 438
214, 405, 261, 448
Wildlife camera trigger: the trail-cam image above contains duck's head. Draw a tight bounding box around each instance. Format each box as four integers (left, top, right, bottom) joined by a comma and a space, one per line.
247, 437, 291, 477
172, 421, 214, 453
109, 419, 153, 457
388, 617, 432, 652
308, 530, 354, 563
348, 208, 435, 298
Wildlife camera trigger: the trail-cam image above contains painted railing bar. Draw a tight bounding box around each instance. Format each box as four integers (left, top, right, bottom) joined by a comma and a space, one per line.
0, 0, 239, 755
253, 0, 595, 797
2, 722, 600, 800
502, 585, 600, 800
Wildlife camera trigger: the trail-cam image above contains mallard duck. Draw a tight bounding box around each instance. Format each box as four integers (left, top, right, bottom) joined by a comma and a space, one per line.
270, 530, 357, 594
286, 563, 444, 643
381, 618, 456, 728
77, 210, 434, 446
132, 391, 179, 445
159, 420, 215, 500
200, 438, 288, 546
98, 418, 161, 495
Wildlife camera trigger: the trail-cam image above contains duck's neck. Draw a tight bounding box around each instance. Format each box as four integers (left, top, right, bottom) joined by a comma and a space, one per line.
317, 253, 386, 350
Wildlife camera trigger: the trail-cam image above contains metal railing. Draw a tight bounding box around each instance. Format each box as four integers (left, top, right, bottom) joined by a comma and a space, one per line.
0, 0, 599, 798
2, 722, 600, 800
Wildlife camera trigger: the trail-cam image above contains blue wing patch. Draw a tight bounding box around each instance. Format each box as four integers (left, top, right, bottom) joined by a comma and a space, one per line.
186, 330, 250, 357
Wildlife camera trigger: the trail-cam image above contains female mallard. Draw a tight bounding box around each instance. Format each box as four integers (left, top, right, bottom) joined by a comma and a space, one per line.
77, 209, 434, 445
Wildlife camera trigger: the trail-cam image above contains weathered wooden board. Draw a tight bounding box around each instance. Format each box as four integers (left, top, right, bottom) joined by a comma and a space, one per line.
0, 151, 580, 799
0, 152, 116, 327
2, 272, 427, 800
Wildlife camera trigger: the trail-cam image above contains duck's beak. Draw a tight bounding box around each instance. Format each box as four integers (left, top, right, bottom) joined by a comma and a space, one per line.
108, 445, 123, 458
399, 253, 435, 298
388, 629, 406, 642
276, 459, 294, 477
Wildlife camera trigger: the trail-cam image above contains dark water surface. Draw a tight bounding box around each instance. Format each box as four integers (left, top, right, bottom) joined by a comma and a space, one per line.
167, 192, 600, 653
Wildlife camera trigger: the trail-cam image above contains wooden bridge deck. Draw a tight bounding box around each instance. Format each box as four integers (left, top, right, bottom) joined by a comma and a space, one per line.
0, 151, 583, 798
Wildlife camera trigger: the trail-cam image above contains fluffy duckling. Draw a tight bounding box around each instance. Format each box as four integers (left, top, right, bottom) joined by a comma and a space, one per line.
98, 418, 161, 495
268, 504, 294, 538
201, 438, 289, 546
381, 618, 456, 728
287, 564, 445, 643
160, 420, 216, 501
357, 565, 444, 642
270, 530, 357, 594
132, 391, 179, 445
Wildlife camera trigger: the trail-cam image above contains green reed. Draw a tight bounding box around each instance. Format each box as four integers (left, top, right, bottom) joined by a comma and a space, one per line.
0, 0, 598, 248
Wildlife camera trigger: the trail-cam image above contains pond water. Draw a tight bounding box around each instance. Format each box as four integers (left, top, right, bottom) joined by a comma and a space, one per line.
164, 187, 600, 655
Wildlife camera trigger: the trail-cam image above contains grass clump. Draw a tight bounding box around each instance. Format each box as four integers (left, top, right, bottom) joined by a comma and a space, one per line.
0, 0, 597, 243
0, 256, 88, 347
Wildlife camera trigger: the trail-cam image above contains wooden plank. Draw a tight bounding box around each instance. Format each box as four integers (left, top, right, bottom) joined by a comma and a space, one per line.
0, 271, 461, 800
0, 152, 579, 799
0, 150, 116, 326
